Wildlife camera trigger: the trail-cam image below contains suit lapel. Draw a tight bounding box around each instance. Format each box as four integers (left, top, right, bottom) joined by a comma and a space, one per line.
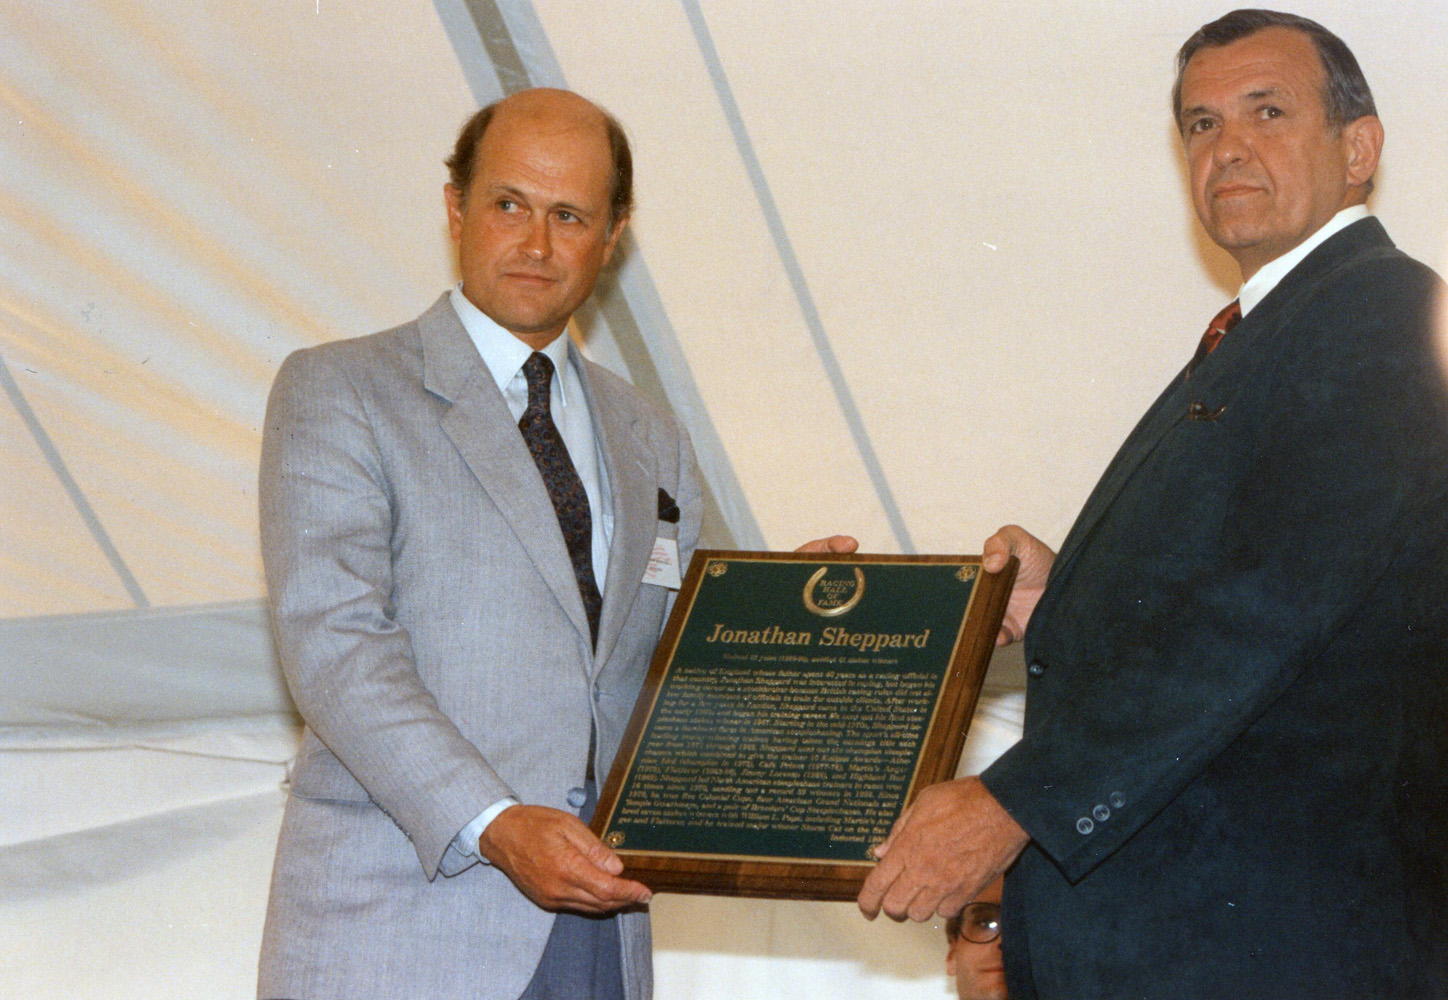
1044, 370, 1196, 602
1039, 219, 1396, 617
417, 297, 593, 648
574, 346, 654, 675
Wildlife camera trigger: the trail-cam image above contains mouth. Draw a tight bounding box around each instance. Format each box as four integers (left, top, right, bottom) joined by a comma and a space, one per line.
1211, 182, 1262, 202
502, 271, 558, 287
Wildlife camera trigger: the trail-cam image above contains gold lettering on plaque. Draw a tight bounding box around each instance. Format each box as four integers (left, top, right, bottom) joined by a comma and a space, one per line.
613, 664, 937, 847
817, 627, 929, 651
705, 623, 813, 645
803, 566, 866, 617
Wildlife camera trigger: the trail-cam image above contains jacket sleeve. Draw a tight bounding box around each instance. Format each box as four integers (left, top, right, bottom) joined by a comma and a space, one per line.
260, 346, 514, 879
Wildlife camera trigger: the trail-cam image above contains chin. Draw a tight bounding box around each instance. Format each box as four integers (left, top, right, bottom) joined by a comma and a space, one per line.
960, 969, 1009, 1000
1204, 218, 1268, 249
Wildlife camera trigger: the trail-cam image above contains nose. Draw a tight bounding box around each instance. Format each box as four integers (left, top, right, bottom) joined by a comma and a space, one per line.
1211, 118, 1250, 168
521, 215, 551, 261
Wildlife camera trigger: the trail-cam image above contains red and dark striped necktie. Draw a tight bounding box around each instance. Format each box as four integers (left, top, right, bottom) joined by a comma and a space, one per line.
1187, 299, 1242, 374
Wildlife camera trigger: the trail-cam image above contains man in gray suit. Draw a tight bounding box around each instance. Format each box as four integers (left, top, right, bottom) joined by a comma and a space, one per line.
257, 88, 701, 1000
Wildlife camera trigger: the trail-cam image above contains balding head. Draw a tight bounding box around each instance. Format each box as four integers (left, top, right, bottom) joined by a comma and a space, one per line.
446, 88, 634, 226
442, 88, 631, 347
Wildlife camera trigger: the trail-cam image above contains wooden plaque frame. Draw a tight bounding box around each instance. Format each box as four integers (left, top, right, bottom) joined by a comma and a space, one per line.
589, 550, 1017, 900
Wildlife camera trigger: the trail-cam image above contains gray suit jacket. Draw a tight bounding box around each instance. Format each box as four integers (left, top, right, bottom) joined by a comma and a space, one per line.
256, 295, 702, 1000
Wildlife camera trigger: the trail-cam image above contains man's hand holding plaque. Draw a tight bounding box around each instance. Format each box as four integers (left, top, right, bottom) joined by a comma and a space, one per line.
856, 524, 1053, 920
478, 804, 652, 914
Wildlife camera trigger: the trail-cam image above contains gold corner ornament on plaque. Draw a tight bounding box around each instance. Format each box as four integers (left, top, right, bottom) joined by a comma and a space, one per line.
802, 566, 866, 617
589, 549, 1019, 901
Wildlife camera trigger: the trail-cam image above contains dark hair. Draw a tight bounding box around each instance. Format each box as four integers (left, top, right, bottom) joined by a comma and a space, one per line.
1172, 9, 1376, 129
444, 97, 634, 226
945, 910, 964, 941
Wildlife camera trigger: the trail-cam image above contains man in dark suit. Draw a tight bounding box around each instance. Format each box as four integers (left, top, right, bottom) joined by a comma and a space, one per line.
856, 11, 1448, 996
257, 88, 700, 999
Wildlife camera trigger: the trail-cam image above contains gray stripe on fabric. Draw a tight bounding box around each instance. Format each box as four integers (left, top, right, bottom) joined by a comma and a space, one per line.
448, 0, 531, 95
0, 350, 149, 607
677, 0, 915, 552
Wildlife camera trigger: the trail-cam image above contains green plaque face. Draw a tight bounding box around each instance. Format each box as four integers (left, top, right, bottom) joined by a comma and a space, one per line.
590, 551, 1016, 900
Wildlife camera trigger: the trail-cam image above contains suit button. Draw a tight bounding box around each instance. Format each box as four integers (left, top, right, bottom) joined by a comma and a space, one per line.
1076, 817, 1094, 835
1092, 804, 1110, 822
1109, 791, 1126, 809
1027, 661, 1046, 677
566, 787, 588, 808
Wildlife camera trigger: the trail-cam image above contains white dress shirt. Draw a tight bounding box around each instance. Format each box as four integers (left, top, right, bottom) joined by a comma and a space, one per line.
447, 284, 615, 859
1238, 205, 1371, 317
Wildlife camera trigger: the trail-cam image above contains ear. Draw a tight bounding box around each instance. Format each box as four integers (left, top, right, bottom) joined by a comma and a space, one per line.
600, 212, 629, 266
945, 940, 960, 977
1341, 115, 1384, 191
444, 183, 466, 242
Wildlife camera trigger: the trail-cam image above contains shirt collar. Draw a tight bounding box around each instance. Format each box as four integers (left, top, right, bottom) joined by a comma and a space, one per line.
1238, 205, 1370, 317
448, 284, 573, 403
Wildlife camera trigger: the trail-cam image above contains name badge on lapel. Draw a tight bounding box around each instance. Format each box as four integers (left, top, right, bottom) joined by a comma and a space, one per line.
643, 538, 682, 589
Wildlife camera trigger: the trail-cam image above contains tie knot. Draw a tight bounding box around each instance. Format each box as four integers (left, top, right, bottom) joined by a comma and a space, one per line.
522, 352, 555, 413
1192, 299, 1242, 367
1210, 299, 1242, 338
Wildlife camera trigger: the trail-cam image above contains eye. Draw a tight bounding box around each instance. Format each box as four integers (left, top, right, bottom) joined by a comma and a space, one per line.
1258, 105, 1284, 120
497, 198, 519, 212
555, 209, 578, 223
1186, 117, 1215, 136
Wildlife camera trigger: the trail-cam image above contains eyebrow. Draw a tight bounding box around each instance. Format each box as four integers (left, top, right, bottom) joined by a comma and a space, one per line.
1179, 86, 1289, 125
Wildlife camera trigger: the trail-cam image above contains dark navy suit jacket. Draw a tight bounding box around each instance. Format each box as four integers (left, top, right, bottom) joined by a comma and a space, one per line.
982, 218, 1448, 998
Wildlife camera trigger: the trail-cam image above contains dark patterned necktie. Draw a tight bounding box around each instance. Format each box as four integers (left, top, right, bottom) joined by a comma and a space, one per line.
1187, 299, 1242, 374
518, 352, 602, 648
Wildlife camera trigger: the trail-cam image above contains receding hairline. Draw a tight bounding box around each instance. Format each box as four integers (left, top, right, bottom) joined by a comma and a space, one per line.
492, 88, 611, 132
1175, 26, 1323, 125
445, 88, 635, 224
1171, 11, 1377, 130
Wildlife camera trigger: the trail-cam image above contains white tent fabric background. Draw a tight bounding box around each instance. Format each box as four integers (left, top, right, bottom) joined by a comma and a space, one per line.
2, 1, 1444, 997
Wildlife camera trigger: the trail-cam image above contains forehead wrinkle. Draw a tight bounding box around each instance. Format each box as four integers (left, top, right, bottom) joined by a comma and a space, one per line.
1179, 80, 1299, 129
479, 136, 608, 197
479, 172, 601, 222
1182, 32, 1327, 112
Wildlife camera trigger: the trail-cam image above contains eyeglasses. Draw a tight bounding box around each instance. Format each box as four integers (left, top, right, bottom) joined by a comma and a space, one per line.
956, 902, 1002, 945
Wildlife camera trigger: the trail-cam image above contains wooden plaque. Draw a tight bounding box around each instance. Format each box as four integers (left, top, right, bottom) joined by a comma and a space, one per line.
590, 550, 1017, 900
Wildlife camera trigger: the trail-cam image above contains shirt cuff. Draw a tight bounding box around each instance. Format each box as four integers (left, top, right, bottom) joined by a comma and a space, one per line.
454, 796, 520, 863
